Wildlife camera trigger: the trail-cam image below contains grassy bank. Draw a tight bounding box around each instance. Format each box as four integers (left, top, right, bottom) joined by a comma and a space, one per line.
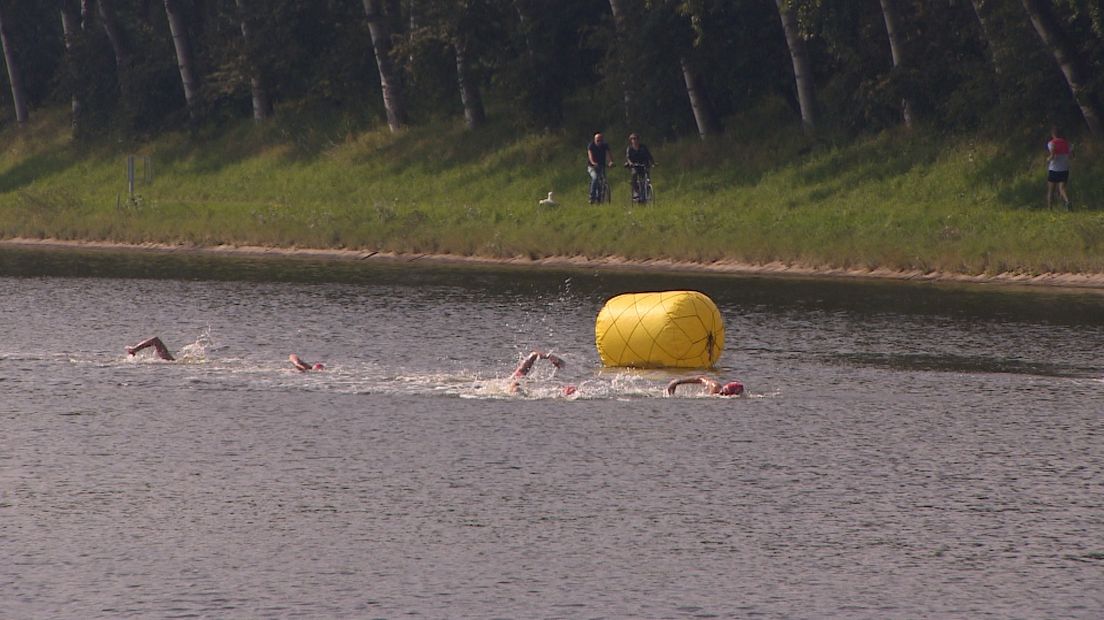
2, 103, 1103, 276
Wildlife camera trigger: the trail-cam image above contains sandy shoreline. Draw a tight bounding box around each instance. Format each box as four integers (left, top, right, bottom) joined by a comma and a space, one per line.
5, 237, 1104, 291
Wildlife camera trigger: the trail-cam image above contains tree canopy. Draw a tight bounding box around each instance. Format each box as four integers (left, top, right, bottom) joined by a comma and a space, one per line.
0, 0, 1100, 139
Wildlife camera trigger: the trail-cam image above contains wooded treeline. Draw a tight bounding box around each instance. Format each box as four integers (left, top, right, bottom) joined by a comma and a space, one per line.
0, 0, 1101, 141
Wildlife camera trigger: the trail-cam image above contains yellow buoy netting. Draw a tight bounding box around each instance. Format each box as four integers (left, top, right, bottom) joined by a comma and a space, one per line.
595, 290, 724, 368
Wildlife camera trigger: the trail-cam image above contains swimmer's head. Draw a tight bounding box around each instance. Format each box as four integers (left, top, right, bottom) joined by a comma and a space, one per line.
312, 363, 324, 371
562, 385, 577, 396
719, 381, 744, 396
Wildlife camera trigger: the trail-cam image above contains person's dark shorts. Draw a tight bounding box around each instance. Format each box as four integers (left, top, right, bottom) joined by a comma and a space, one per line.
1048, 170, 1069, 183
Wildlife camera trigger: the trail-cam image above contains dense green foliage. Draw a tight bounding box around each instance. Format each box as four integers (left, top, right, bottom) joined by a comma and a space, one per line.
0, 0, 1101, 139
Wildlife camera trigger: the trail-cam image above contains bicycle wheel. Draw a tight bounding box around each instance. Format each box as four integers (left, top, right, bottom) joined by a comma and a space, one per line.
601, 177, 612, 203
642, 179, 654, 204
631, 174, 648, 205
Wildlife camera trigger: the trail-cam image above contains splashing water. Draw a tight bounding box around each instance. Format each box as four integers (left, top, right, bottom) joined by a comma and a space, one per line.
176, 327, 214, 362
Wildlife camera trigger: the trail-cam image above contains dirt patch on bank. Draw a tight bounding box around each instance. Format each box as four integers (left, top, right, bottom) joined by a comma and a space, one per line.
5, 237, 1104, 291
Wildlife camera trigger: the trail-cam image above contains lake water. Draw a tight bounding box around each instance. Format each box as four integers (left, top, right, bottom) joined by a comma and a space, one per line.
2, 245, 1102, 619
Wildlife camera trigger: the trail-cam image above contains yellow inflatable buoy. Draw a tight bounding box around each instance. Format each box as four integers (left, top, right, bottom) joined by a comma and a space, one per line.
595, 290, 724, 368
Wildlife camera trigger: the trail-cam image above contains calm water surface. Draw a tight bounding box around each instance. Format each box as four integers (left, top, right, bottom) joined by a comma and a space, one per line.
2, 246, 1102, 619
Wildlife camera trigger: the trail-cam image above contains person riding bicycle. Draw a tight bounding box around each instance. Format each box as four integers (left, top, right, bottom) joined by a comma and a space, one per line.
624, 133, 655, 203
587, 132, 613, 203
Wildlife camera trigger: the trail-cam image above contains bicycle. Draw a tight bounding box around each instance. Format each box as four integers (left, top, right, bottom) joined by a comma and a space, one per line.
588, 166, 612, 204
627, 163, 654, 204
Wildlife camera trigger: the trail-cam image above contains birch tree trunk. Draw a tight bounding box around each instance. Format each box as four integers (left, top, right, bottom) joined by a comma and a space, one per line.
60, 0, 82, 130
607, 0, 632, 126
774, 0, 816, 134
59, 3, 81, 47
1020, 0, 1102, 134
98, 0, 129, 71
362, 0, 407, 132
878, 0, 913, 127
234, 0, 272, 121
164, 0, 200, 120
60, 0, 81, 36
510, 0, 564, 127
407, 0, 417, 71
511, 0, 535, 61
969, 0, 1004, 77
680, 56, 721, 140
0, 3, 28, 124
454, 38, 485, 130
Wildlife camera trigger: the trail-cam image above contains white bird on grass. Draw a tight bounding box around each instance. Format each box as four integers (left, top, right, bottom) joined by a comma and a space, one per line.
538, 191, 558, 207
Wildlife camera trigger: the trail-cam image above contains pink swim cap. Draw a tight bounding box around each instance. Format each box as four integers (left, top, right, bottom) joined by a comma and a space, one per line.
313, 363, 325, 371
720, 381, 744, 396
563, 385, 577, 396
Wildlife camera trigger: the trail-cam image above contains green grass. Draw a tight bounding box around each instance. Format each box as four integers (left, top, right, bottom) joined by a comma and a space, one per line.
2, 101, 1103, 276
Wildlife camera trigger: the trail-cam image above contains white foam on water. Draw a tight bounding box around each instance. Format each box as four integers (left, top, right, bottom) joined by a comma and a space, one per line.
175, 326, 214, 362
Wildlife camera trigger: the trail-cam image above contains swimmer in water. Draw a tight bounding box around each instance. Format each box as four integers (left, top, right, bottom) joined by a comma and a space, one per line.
125, 336, 174, 361
289, 353, 324, 372
509, 351, 576, 395
666, 376, 744, 397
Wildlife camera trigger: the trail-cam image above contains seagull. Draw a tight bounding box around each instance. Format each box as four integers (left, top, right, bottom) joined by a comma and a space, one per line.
538, 191, 558, 207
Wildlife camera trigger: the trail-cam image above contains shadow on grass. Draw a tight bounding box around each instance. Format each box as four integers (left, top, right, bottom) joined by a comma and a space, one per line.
151, 106, 386, 174
971, 128, 1102, 212
971, 141, 1050, 211
795, 132, 941, 192
362, 115, 548, 176
0, 152, 79, 194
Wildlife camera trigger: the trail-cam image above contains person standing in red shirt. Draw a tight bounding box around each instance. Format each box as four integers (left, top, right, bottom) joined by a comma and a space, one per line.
1046, 127, 1073, 210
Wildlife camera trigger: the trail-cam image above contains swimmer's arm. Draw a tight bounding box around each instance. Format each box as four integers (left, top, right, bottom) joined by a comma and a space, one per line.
153, 339, 174, 361
512, 351, 565, 378
541, 352, 566, 369
127, 336, 174, 361
666, 376, 722, 395
667, 376, 704, 395
512, 352, 541, 378
289, 354, 312, 371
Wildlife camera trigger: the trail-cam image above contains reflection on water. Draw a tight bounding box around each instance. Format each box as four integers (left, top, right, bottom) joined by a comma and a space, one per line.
2, 244, 1103, 619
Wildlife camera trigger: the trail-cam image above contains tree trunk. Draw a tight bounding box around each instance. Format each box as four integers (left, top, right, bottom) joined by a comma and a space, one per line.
0, 3, 28, 124
1020, 0, 1103, 135
606, 0, 633, 126
97, 0, 140, 104
511, 0, 535, 61
878, 0, 914, 127
164, 0, 200, 120
969, 0, 1004, 77
454, 39, 485, 130
234, 0, 272, 121
98, 0, 130, 72
362, 0, 407, 132
680, 56, 721, 140
81, 0, 94, 27
59, 0, 83, 131
774, 0, 816, 134
59, 2, 81, 50
510, 0, 562, 128
408, 0, 417, 70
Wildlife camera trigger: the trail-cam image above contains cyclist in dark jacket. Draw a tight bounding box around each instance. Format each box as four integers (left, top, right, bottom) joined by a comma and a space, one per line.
625, 133, 655, 202
587, 132, 613, 203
